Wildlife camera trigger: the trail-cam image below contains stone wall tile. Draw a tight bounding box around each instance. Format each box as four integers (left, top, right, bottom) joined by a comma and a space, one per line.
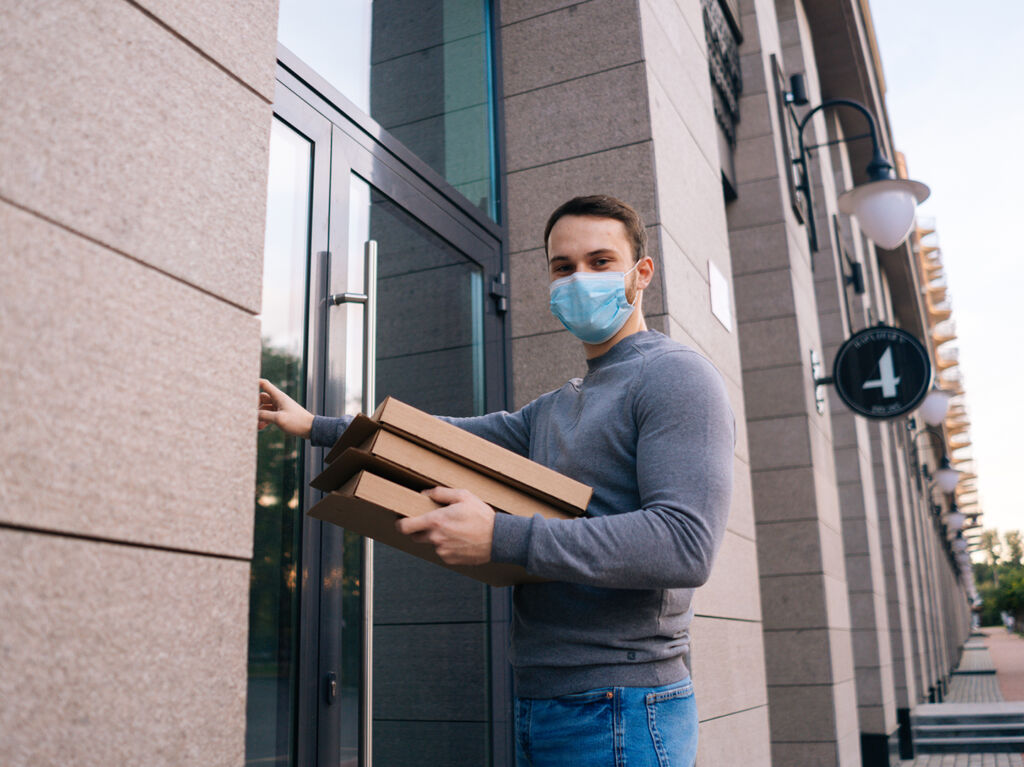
690, 616, 768, 720
1, 201, 258, 558
504, 63, 651, 172
131, 0, 277, 100
0, 0, 271, 312
500, 0, 643, 95
0, 530, 248, 767
697, 704, 772, 767
695, 530, 762, 621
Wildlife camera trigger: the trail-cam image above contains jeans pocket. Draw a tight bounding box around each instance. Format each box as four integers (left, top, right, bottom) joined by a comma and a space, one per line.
521, 691, 618, 767
644, 684, 698, 767
645, 678, 694, 705
554, 687, 616, 705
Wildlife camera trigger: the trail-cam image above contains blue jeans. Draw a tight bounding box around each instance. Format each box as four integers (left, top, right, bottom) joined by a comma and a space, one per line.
514, 677, 698, 767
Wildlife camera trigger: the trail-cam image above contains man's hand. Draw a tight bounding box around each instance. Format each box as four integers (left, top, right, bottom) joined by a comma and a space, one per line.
396, 487, 496, 566
258, 378, 315, 439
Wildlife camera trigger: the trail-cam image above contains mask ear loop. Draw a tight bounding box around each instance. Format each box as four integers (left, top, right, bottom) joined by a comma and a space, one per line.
624, 260, 643, 307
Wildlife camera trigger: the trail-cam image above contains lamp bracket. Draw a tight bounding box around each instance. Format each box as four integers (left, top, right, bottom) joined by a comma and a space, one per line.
801, 131, 873, 154
786, 97, 894, 253
810, 349, 829, 414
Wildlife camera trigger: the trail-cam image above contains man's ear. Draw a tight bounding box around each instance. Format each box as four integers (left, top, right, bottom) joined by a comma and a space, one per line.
636, 256, 655, 291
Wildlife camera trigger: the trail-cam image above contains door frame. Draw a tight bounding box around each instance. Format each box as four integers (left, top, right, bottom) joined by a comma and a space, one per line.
270, 44, 515, 767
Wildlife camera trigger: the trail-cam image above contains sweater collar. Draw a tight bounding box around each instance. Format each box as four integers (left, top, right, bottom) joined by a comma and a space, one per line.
585, 330, 657, 374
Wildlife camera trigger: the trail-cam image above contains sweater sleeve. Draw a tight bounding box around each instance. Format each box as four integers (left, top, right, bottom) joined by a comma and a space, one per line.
491, 350, 735, 590
309, 405, 534, 455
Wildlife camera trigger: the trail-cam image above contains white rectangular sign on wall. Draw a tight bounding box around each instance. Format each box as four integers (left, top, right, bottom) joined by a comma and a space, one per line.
709, 259, 733, 331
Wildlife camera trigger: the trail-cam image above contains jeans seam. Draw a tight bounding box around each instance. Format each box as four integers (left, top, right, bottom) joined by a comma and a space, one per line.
517, 698, 532, 765
646, 695, 670, 767
614, 688, 626, 767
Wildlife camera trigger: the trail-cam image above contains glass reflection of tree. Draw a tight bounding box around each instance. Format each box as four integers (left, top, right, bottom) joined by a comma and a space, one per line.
249, 339, 304, 680
341, 528, 362, 692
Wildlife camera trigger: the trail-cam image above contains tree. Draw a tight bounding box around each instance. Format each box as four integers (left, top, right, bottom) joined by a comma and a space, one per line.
980, 529, 1002, 567
1005, 530, 1023, 566
973, 530, 1024, 629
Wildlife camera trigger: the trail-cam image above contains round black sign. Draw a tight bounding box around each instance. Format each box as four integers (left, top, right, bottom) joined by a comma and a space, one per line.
832, 325, 932, 419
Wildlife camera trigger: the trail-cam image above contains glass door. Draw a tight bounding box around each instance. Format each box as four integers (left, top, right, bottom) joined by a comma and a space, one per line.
318, 120, 503, 767
246, 85, 332, 767
248, 63, 510, 767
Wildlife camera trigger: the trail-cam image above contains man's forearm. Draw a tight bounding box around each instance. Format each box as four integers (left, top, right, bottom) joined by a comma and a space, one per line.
491, 498, 729, 590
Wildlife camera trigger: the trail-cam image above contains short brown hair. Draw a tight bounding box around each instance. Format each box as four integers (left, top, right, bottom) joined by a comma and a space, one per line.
543, 195, 647, 263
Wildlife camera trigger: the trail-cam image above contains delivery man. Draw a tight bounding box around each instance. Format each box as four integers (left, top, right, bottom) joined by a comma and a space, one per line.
258, 194, 735, 766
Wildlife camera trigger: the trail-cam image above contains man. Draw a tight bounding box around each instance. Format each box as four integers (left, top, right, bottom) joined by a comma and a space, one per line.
259, 195, 734, 766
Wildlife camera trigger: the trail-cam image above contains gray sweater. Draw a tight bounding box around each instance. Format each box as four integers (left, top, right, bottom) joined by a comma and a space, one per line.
309, 330, 735, 698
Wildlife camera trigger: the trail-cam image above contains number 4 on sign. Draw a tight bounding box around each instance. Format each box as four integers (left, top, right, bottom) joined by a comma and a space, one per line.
862, 346, 900, 398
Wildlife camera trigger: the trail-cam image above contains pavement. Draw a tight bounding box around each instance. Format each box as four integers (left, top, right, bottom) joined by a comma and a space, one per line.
985, 631, 1024, 702
900, 630, 1024, 767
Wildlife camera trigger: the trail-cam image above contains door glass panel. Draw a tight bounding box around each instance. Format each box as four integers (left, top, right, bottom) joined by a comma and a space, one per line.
246, 117, 313, 766
336, 174, 491, 766
277, 0, 499, 221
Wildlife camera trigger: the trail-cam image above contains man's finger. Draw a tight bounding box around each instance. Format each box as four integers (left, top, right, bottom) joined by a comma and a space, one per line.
422, 486, 466, 505
259, 409, 280, 426
259, 379, 285, 403
396, 514, 434, 535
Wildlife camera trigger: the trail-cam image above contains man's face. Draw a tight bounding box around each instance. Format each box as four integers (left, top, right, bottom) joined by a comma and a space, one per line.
547, 214, 636, 281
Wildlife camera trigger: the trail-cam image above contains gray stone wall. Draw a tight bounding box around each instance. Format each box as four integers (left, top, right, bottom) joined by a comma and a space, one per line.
816, 115, 900, 746
498, 0, 771, 763
726, 0, 861, 763
0, 0, 276, 763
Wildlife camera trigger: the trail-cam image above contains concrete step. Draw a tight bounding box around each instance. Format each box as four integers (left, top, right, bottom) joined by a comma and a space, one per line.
913, 702, 1024, 722
914, 712, 1024, 726
912, 703, 1024, 753
915, 722, 1024, 738
914, 735, 1024, 754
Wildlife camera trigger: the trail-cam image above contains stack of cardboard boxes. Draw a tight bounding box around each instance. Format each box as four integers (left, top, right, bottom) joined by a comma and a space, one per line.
308, 397, 592, 586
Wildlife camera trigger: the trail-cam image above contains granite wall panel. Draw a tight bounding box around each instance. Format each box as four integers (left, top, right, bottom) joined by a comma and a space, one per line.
0, 530, 248, 767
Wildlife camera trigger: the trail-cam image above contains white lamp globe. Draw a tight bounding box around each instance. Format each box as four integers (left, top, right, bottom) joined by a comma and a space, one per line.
953, 537, 968, 553
837, 178, 930, 249
947, 511, 966, 531
918, 388, 953, 426
935, 458, 960, 494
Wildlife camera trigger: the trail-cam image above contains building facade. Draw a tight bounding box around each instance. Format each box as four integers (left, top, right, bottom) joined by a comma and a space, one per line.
1, 1, 973, 766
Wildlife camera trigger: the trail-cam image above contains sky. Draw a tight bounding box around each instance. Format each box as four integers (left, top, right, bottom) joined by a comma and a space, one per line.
868, 1, 1024, 540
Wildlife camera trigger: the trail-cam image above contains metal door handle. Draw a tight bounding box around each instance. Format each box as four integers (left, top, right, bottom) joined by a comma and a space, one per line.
360, 240, 377, 767
324, 239, 378, 767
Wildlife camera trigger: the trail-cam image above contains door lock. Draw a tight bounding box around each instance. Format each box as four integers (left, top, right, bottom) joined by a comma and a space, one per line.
325, 671, 338, 705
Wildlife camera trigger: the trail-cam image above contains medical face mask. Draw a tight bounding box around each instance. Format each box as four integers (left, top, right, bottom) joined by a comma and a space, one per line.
548, 262, 640, 344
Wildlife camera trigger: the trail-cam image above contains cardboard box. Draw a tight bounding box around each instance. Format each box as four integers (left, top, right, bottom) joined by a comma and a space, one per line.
307, 470, 548, 587
324, 397, 591, 516
312, 428, 576, 521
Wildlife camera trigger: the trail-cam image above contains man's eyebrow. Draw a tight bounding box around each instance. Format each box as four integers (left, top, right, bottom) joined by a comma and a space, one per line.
549, 249, 616, 264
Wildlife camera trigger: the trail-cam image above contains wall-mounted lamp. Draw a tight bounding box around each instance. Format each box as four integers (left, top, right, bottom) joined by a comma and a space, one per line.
947, 507, 966, 532
916, 386, 953, 427
932, 456, 961, 494
785, 75, 930, 252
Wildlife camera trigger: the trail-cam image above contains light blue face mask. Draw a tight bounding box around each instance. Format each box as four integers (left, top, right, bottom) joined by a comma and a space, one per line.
548, 262, 640, 344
